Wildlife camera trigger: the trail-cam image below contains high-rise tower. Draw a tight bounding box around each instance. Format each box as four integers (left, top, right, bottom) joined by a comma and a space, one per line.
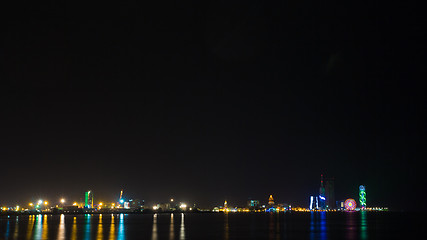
359, 185, 366, 209
325, 177, 335, 209
319, 175, 325, 196
319, 175, 326, 209
84, 191, 93, 208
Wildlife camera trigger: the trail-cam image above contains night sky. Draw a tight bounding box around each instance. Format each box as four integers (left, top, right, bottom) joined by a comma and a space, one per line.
1, 1, 425, 210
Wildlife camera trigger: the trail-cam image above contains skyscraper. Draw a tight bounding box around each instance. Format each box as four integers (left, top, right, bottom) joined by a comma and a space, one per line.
325, 177, 335, 209
84, 191, 93, 208
319, 175, 326, 209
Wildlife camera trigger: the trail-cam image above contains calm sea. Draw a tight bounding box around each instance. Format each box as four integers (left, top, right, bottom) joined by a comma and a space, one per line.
0, 212, 425, 239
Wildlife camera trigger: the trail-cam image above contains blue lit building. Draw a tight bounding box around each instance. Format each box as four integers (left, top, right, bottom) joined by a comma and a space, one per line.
247, 199, 260, 209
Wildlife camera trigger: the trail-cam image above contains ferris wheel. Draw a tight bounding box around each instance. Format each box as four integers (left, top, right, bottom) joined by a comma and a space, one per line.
344, 198, 357, 211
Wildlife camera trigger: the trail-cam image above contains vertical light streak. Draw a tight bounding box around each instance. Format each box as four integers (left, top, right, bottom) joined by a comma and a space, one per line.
117, 214, 125, 240
96, 214, 103, 240
169, 213, 175, 240
108, 214, 115, 240
57, 214, 65, 240
151, 213, 158, 240
41, 214, 48, 240
26, 215, 34, 240
179, 213, 185, 240
71, 217, 77, 240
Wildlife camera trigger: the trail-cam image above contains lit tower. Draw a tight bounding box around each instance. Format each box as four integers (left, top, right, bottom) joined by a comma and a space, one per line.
118, 189, 124, 207
268, 195, 274, 205
319, 175, 326, 210
309, 196, 314, 210
325, 177, 335, 209
224, 200, 228, 209
84, 191, 93, 208
359, 185, 366, 210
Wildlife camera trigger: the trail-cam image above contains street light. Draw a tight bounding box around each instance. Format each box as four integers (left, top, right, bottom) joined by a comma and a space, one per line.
60, 199, 65, 204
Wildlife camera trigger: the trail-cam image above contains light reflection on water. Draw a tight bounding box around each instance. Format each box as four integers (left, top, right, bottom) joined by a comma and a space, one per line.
118, 213, 125, 240
26, 215, 34, 240
345, 212, 357, 240
310, 212, 327, 240
71, 216, 77, 240
268, 213, 275, 240
169, 213, 174, 240
360, 211, 368, 240
266, 212, 281, 240
151, 213, 158, 240
58, 214, 65, 240
0, 212, 383, 240
13, 216, 19, 239
180, 213, 185, 240
83, 214, 91, 240
5, 218, 10, 239
109, 214, 115, 240
224, 212, 229, 240
33, 214, 42, 239
43, 215, 48, 239
96, 214, 103, 240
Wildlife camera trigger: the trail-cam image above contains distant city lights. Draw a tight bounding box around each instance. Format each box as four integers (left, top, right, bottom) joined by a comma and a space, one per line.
0, 178, 387, 214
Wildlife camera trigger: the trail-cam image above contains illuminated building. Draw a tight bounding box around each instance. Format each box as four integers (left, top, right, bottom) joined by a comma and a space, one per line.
84, 191, 93, 208
224, 200, 228, 209
319, 175, 326, 210
268, 195, 274, 205
359, 185, 366, 209
309, 196, 315, 210
325, 177, 335, 209
63, 205, 79, 213
158, 203, 171, 211
247, 199, 260, 209
336, 200, 345, 210
129, 199, 144, 210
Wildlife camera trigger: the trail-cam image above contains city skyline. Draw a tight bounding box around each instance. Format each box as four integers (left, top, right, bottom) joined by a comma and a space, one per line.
0, 176, 374, 210
1, 1, 425, 212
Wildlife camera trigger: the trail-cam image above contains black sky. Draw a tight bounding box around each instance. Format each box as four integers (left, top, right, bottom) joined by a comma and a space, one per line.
1, 1, 425, 210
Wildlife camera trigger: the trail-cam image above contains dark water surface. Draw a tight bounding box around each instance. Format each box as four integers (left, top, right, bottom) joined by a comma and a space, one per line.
0, 212, 425, 239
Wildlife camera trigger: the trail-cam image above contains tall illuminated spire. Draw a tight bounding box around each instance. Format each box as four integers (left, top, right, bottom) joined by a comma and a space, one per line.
319, 174, 326, 210
321, 174, 324, 187
359, 185, 366, 209
319, 174, 325, 195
